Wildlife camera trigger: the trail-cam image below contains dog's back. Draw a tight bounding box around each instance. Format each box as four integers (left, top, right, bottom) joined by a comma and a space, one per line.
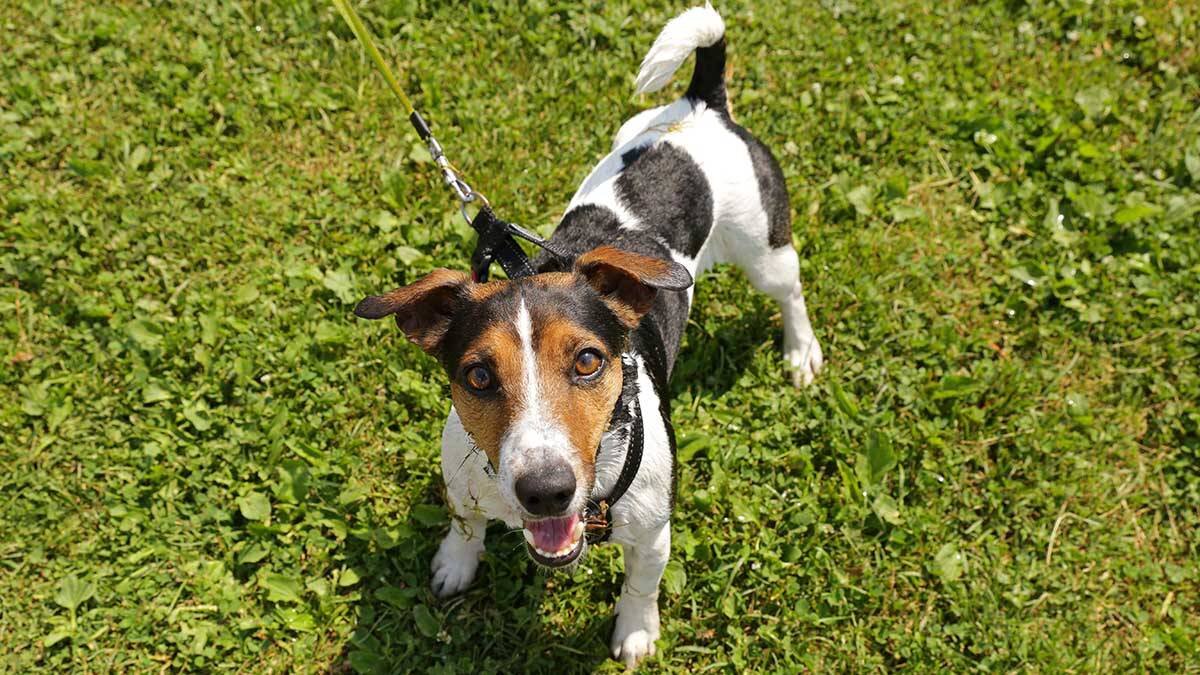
538, 4, 823, 386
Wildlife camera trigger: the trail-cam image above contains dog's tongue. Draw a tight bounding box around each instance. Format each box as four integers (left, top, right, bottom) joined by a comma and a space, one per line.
524, 513, 580, 552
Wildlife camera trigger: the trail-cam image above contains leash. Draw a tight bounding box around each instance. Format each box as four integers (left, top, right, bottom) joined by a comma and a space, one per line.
332, 2, 643, 541
330, 0, 568, 282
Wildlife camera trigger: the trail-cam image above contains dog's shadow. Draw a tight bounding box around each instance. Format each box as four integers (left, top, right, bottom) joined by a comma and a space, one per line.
335, 473, 618, 674
670, 265, 778, 400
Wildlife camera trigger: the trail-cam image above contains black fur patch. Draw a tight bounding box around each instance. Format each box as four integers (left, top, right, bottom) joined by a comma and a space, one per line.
524, 281, 628, 358
621, 144, 649, 168
686, 37, 727, 112
533, 204, 692, 377
614, 143, 714, 259
438, 285, 519, 376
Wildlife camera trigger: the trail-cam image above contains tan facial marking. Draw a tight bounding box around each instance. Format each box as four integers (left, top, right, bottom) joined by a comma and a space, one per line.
449, 289, 623, 482
534, 316, 623, 472
467, 280, 508, 302
450, 322, 523, 468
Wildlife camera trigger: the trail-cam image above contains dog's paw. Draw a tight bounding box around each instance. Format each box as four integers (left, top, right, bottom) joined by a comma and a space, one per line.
612, 628, 657, 669
785, 334, 824, 388
430, 532, 483, 598
610, 596, 660, 669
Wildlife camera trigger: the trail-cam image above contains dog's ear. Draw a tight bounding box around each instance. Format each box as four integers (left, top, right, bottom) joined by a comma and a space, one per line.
354, 269, 471, 353
575, 246, 692, 327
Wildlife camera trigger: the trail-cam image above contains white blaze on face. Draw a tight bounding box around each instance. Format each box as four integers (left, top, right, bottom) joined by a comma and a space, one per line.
496, 297, 582, 514
515, 296, 545, 431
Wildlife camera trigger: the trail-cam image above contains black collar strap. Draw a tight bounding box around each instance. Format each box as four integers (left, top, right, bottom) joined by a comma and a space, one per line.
469, 206, 571, 282
584, 364, 644, 545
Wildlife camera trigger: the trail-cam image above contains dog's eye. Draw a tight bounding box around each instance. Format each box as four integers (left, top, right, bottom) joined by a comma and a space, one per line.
464, 365, 494, 392
574, 349, 604, 378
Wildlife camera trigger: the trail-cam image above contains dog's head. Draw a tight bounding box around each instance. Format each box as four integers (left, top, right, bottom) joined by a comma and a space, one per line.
356, 246, 691, 566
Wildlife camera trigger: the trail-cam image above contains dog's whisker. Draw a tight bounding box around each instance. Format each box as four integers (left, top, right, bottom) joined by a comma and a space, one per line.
444, 448, 474, 488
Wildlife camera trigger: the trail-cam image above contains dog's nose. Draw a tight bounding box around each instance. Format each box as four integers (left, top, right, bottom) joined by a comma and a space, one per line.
514, 461, 577, 516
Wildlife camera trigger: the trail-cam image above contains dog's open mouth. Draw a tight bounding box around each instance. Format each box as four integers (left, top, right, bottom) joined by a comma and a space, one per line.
522, 513, 585, 567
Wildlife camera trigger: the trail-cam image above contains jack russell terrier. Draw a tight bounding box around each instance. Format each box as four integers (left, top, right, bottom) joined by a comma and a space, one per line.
355, 4, 823, 667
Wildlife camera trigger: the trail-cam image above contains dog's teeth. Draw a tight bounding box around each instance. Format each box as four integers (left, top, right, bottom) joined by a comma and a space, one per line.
572, 521, 585, 541
523, 529, 535, 546
532, 544, 574, 559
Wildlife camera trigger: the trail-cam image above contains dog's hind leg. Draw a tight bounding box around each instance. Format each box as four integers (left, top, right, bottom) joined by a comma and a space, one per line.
740, 243, 824, 388
713, 126, 824, 388
431, 410, 488, 598
611, 523, 670, 668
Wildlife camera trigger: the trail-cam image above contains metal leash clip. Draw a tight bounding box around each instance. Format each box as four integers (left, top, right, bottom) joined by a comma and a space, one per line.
410, 111, 485, 224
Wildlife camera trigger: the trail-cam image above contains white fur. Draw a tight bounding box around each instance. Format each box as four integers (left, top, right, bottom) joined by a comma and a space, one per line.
431, 411, 493, 598
602, 358, 673, 667
430, 515, 485, 598
743, 246, 824, 386
612, 525, 669, 666
634, 3, 725, 95
441, 408, 520, 526
431, 4, 824, 667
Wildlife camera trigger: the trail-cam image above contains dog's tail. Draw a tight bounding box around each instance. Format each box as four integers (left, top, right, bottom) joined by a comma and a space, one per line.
633, 3, 727, 111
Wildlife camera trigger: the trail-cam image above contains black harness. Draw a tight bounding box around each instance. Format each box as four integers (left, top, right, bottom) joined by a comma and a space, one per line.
467, 206, 573, 282
584, 360, 644, 544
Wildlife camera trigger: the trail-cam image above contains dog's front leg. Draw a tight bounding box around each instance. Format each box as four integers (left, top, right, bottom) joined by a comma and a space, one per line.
431, 509, 486, 598
431, 411, 489, 598
611, 522, 669, 668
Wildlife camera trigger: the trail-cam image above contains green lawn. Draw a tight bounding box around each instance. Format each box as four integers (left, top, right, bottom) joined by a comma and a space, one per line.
2, 0, 1198, 671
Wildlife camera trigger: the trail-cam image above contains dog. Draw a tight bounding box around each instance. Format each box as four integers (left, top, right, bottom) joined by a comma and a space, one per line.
354, 4, 823, 667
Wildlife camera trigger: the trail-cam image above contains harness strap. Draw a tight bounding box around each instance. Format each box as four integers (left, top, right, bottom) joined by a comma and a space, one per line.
469, 206, 574, 282
469, 207, 537, 281
584, 361, 645, 545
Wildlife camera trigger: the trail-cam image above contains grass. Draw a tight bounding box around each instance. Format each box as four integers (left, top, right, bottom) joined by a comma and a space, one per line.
2, 0, 1198, 671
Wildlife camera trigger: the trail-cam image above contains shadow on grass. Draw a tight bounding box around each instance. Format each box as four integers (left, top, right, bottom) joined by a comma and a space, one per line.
671, 291, 778, 401
335, 474, 617, 673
